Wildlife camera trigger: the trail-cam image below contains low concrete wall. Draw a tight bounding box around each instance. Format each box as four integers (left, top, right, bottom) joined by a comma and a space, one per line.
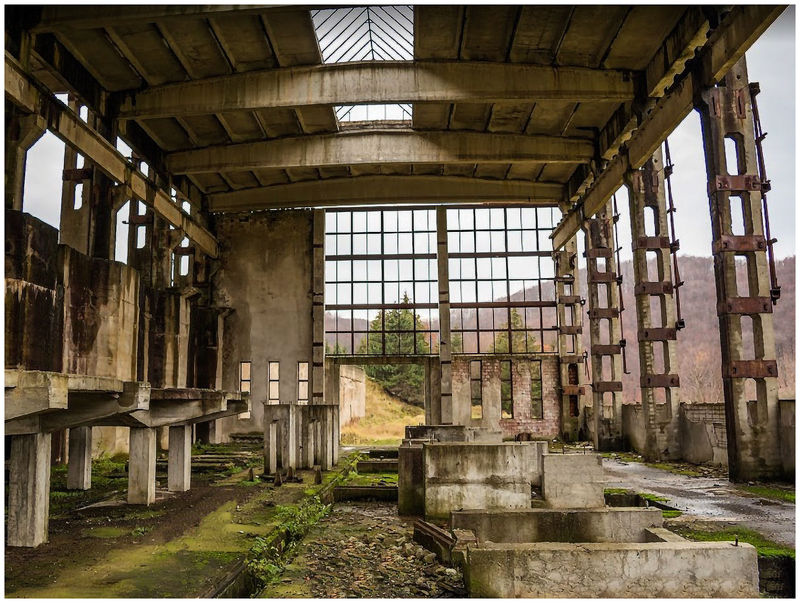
778, 399, 795, 478
398, 441, 424, 516
339, 365, 365, 426
678, 403, 728, 466
423, 442, 538, 520
451, 507, 663, 544
621, 404, 646, 452
463, 541, 759, 598
541, 454, 605, 509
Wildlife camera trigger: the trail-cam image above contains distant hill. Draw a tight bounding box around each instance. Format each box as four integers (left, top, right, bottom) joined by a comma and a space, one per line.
325, 255, 795, 401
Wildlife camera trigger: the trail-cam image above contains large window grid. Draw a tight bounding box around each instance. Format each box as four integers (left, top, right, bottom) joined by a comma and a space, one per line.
325, 209, 438, 355
448, 207, 559, 354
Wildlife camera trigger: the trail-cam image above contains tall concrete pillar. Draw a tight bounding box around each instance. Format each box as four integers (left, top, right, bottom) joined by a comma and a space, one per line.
435, 207, 453, 424
167, 425, 192, 492
625, 149, 681, 460
263, 416, 278, 475
128, 427, 156, 505
67, 426, 92, 490
311, 210, 326, 405
584, 202, 624, 450
424, 357, 443, 425
554, 231, 586, 441
5, 107, 46, 211
698, 57, 781, 481
7, 433, 52, 547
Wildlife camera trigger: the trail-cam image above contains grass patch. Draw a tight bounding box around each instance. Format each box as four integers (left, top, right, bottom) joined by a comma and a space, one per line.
739, 484, 795, 504
340, 378, 424, 446
639, 492, 670, 503
672, 525, 795, 559
661, 510, 683, 519
124, 509, 166, 521
645, 462, 702, 477
604, 488, 632, 496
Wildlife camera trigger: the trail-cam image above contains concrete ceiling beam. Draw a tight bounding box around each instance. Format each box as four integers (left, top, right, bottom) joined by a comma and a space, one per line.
207, 175, 566, 212
114, 61, 635, 120
5, 54, 219, 258
551, 4, 786, 250
167, 130, 594, 175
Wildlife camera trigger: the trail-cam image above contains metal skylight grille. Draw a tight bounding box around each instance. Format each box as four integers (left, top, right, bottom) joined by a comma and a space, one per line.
335, 103, 412, 122
311, 6, 414, 63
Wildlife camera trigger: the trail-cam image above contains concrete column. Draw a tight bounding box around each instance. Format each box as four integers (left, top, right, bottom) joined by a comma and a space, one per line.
435, 207, 453, 423
263, 416, 278, 475
554, 230, 586, 441
167, 425, 192, 492
625, 149, 682, 461
128, 427, 156, 505
331, 405, 340, 465
311, 210, 326, 404
5, 108, 46, 211
698, 57, 781, 481
584, 203, 624, 451
67, 426, 92, 490
7, 433, 52, 547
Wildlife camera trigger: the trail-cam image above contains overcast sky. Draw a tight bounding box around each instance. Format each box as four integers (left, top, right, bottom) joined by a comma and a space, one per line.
22, 7, 796, 263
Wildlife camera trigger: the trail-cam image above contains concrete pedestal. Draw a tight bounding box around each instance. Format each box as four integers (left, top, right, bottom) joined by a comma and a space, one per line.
128, 427, 156, 505
7, 433, 52, 547
168, 425, 191, 492
67, 426, 92, 490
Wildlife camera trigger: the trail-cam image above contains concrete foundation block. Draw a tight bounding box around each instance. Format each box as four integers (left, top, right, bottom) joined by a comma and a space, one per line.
7, 433, 52, 547
128, 427, 156, 505
542, 454, 605, 509
67, 426, 92, 490
398, 442, 425, 516
168, 425, 192, 492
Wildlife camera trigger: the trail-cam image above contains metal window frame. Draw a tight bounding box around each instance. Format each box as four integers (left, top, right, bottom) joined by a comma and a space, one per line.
500, 359, 513, 419
470, 359, 483, 419
239, 360, 251, 394
297, 361, 310, 404
530, 359, 544, 419
268, 361, 280, 403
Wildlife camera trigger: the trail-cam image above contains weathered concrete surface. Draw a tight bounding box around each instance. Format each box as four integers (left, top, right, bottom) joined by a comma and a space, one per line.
603, 457, 795, 547
678, 403, 729, 466
167, 425, 191, 492
451, 507, 663, 544
215, 211, 314, 432
4, 369, 69, 421
463, 540, 759, 597
398, 441, 424, 516
67, 426, 92, 490
542, 454, 605, 509
338, 365, 365, 426
7, 433, 52, 547
778, 399, 794, 478
128, 427, 156, 505
423, 443, 535, 520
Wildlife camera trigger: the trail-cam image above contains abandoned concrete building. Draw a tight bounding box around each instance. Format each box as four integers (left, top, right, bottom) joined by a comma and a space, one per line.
4, 3, 795, 598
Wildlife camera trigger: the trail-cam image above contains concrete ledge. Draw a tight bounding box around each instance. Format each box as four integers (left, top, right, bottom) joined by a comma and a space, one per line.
451, 507, 664, 544
464, 541, 759, 598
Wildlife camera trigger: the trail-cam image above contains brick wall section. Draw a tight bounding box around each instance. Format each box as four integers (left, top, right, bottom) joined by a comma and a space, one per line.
451, 356, 560, 439
682, 403, 727, 449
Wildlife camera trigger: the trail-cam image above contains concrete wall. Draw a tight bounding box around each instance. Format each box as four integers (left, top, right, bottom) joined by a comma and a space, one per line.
423, 442, 538, 520
339, 365, 365, 426
91, 426, 129, 457
463, 541, 759, 598
541, 454, 605, 509
214, 210, 315, 432
145, 290, 189, 388
621, 404, 646, 453
778, 399, 795, 477
678, 403, 729, 466
451, 507, 664, 544
451, 356, 560, 438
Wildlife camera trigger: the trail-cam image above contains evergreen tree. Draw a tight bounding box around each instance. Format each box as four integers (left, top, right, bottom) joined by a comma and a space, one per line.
491, 308, 538, 354
358, 293, 430, 406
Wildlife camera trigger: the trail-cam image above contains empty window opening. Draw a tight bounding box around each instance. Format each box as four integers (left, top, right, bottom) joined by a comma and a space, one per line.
239, 361, 251, 394
136, 225, 147, 249
724, 136, 742, 175
500, 360, 513, 419
268, 361, 280, 404
311, 6, 413, 63
652, 343, 666, 374
531, 360, 543, 419
569, 395, 579, 417
182, 200, 191, 215
298, 362, 309, 404
179, 255, 190, 277
568, 363, 579, 385
75, 153, 84, 170
729, 197, 746, 236
73, 182, 84, 210
602, 355, 613, 380
649, 296, 665, 328
470, 360, 483, 419
79, 105, 88, 123
170, 187, 178, 202
114, 200, 130, 264
740, 314, 757, 360
644, 206, 658, 237
116, 137, 133, 159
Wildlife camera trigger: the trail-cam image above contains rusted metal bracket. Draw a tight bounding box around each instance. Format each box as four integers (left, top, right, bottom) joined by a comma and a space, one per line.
641, 374, 680, 388
588, 270, 617, 284
712, 234, 767, 253
559, 326, 582, 335
560, 354, 585, 364
560, 295, 581, 305
592, 344, 622, 355
638, 327, 677, 341
128, 212, 153, 225
717, 297, 773, 315
708, 174, 762, 195
633, 236, 671, 250
62, 167, 94, 181
724, 360, 778, 379
173, 246, 196, 256
593, 381, 623, 393
561, 385, 585, 396
634, 281, 673, 296
584, 248, 613, 258
587, 308, 620, 320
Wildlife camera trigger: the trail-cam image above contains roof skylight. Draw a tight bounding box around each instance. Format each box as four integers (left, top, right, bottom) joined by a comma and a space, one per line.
335, 104, 412, 123
311, 6, 414, 63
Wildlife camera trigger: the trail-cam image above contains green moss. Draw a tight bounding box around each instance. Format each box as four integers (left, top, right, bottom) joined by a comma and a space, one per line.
738, 484, 795, 504
604, 488, 632, 495
639, 492, 670, 503
672, 525, 795, 559
661, 510, 683, 519
645, 462, 702, 477
124, 509, 166, 521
